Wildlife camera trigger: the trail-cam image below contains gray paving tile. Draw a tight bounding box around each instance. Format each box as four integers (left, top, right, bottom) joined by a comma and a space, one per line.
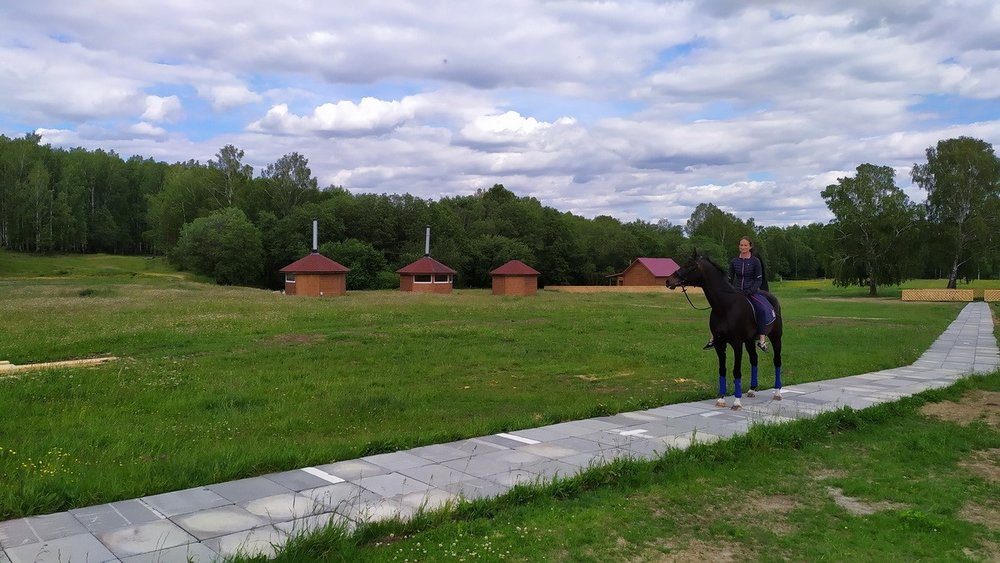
356, 498, 420, 524
0, 550, 10, 563
396, 463, 479, 487
362, 451, 435, 472
0, 512, 88, 548
473, 434, 532, 449
543, 419, 620, 437
407, 443, 474, 463
355, 472, 433, 498
396, 488, 460, 511
440, 478, 511, 501
433, 438, 508, 457
314, 459, 390, 481
263, 468, 338, 491
119, 541, 218, 563
71, 500, 163, 536
299, 482, 382, 514
208, 476, 290, 504
241, 492, 327, 523
274, 512, 353, 538
517, 459, 585, 481
592, 414, 642, 426
5, 533, 116, 563
98, 518, 195, 559
171, 505, 267, 541
142, 488, 231, 518
506, 426, 574, 442
202, 525, 287, 561
440, 449, 548, 478
516, 441, 592, 460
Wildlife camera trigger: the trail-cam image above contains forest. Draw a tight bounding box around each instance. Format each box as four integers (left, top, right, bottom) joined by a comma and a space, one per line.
1, 133, 998, 293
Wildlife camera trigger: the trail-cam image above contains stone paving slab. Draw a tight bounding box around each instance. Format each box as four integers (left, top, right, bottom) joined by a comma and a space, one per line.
5, 533, 117, 563
98, 518, 195, 559
1, 302, 996, 562
141, 487, 230, 518
119, 541, 219, 563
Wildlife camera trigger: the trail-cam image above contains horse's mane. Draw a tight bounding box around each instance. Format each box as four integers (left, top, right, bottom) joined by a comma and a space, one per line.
699, 255, 727, 277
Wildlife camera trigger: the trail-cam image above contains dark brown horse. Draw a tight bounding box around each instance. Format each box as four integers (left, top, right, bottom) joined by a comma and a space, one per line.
665, 251, 783, 409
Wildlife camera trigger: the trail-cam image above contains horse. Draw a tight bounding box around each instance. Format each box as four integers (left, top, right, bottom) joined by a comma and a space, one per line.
665, 251, 783, 410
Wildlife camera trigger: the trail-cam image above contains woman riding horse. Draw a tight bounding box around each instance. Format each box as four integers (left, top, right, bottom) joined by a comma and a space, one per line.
666, 250, 783, 410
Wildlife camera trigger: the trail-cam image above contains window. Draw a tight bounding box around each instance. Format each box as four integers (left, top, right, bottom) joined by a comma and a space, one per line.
285, 274, 296, 283
434, 274, 451, 283
414, 274, 432, 283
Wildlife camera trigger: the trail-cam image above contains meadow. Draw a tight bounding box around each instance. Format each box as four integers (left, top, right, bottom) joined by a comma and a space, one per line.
1, 251, 998, 555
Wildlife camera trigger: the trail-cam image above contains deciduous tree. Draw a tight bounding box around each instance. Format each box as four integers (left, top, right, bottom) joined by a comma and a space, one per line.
822, 163, 917, 295
912, 136, 1000, 288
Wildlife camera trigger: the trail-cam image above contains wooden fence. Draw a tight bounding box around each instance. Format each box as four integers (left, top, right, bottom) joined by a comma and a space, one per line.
901, 289, 975, 302
545, 286, 703, 294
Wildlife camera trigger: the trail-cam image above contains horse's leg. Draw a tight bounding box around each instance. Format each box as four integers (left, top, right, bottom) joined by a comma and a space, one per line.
772, 330, 783, 400
745, 341, 759, 397
715, 344, 727, 408
731, 343, 743, 410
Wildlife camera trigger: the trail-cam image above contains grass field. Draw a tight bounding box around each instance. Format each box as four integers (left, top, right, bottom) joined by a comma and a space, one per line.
1, 251, 998, 559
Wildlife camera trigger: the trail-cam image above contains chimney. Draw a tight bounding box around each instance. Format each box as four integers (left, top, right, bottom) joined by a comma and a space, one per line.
424, 225, 431, 256
312, 219, 318, 253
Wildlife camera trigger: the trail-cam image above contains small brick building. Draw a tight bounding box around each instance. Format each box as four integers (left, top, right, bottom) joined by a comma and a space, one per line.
280, 252, 351, 297
612, 257, 679, 286
397, 256, 457, 293
490, 260, 540, 296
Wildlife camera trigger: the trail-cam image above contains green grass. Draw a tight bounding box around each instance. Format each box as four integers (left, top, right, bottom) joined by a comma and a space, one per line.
0, 250, 989, 528
269, 372, 999, 562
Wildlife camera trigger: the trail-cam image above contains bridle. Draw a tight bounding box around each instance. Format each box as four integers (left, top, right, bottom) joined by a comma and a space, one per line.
671, 262, 712, 311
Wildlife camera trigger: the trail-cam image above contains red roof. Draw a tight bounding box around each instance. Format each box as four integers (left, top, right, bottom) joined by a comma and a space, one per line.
280, 252, 350, 273
628, 257, 679, 277
396, 256, 457, 275
490, 259, 540, 276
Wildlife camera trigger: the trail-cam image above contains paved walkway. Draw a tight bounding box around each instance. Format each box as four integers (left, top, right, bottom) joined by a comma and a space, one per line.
2, 302, 997, 563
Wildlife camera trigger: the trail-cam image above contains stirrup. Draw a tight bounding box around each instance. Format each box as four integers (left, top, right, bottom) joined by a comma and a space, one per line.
756, 340, 768, 352
702, 339, 714, 350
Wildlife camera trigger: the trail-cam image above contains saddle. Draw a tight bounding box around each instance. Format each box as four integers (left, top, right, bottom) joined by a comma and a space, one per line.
745, 294, 776, 326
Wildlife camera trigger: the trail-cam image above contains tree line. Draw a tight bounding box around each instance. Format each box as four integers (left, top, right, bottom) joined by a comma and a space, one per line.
1, 133, 998, 294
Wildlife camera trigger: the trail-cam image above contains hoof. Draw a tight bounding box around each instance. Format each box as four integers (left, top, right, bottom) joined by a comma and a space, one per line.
715, 398, 726, 408
731, 404, 742, 411
773, 391, 782, 401
746, 389, 756, 398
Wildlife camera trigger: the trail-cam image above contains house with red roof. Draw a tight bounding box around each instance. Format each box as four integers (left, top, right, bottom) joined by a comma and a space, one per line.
611, 257, 679, 286
397, 255, 457, 293
280, 252, 351, 296
490, 260, 541, 296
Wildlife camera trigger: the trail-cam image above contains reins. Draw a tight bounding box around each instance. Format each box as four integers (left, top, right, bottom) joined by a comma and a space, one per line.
678, 284, 712, 310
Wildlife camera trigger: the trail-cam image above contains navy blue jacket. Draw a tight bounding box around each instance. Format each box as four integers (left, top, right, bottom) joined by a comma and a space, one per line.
729, 255, 762, 295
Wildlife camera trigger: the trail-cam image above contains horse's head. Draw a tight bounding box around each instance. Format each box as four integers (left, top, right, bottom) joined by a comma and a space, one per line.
665, 249, 706, 289
665, 249, 725, 289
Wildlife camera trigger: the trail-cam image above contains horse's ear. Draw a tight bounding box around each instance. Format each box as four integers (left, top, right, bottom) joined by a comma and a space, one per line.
690, 247, 698, 259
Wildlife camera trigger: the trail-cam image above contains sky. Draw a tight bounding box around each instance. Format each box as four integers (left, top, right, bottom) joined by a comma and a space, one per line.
2, 1, 999, 228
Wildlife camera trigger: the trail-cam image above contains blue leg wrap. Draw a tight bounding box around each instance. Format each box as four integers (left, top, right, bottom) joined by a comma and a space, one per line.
751, 365, 758, 389
775, 366, 782, 388
735, 378, 742, 398
719, 375, 726, 397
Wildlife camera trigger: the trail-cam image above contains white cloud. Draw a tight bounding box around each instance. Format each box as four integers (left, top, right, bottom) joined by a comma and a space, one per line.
141, 95, 182, 122
248, 97, 416, 137
198, 84, 262, 111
